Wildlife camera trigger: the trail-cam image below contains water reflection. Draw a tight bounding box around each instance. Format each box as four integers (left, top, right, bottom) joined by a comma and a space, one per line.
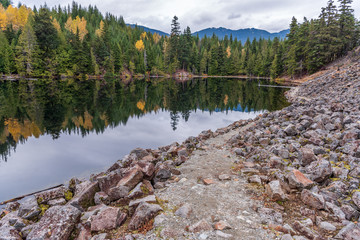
0, 78, 289, 201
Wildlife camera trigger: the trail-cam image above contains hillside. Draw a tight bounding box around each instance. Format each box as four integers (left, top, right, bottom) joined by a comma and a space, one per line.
127, 24, 169, 36
193, 27, 289, 41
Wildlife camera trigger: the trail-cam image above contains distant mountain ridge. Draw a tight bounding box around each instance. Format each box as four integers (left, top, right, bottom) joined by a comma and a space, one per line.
193, 27, 289, 42
127, 24, 169, 36
128, 24, 289, 43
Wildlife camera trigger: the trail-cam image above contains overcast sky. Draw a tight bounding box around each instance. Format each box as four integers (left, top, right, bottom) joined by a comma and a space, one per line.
17, 0, 360, 33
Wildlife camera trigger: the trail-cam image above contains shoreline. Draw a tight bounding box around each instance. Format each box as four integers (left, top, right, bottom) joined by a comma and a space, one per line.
0, 56, 359, 239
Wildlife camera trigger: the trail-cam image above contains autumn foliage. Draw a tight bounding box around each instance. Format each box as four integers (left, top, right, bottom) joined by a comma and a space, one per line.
65, 16, 88, 41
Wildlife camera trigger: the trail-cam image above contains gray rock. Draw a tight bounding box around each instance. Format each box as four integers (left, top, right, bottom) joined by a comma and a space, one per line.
48, 198, 66, 206
301, 189, 325, 210
281, 234, 293, 240
26, 205, 81, 240
326, 202, 346, 220
248, 175, 262, 184
305, 159, 332, 183
128, 202, 162, 230
0, 212, 23, 240
286, 169, 314, 189
299, 148, 317, 166
175, 203, 192, 218
108, 185, 129, 202
91, 233, 108, 240
94, 192, 110, 205
215, 230, 233, 238
68, 181, 100, 211
284, 124, 297, 136
129, 195, 157, 208
352, 191, 360, 209
154, 169, 171, 183
97, 169, 123, 193
335, 222, 360, 240
319, 221, 336, 231
17, 196, 41, 220
117, 167, 144, 190
34, 186, 67, 204
266, 180, 287, 201
341, 204, 360, 221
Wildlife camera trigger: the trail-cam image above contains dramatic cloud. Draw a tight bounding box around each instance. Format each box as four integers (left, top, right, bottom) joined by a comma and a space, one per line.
17, 0, 360, 33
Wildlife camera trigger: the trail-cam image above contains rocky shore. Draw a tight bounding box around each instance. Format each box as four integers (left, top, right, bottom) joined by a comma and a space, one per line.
0, 56, 359, 239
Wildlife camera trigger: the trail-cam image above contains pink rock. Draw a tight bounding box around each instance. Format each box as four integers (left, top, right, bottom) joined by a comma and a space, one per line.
128, 202, 162, 230
117, 167, 144, 190
287, 169, 314, 189
90, 207, 127, 232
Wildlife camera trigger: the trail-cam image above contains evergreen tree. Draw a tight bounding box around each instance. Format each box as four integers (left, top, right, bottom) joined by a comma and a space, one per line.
338, 0, 356, 54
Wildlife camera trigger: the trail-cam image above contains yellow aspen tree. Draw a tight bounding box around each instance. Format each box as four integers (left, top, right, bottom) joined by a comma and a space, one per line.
52, 17, 61, 32
65, 16, 88, 41
226, 46, 231, 58
5, 5, 17, 29
153, 33, 161, 44
0, 5, 7, 30
16, 5, 31, 29
140, 32, 147, 40
135, 39, 145, 51
95, 20, 104, 37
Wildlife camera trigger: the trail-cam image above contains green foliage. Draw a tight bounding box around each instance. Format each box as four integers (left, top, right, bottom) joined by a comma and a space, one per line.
0, 1, 358, 78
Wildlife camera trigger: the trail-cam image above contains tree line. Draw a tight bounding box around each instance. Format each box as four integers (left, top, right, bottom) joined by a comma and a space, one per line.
0, 0, 358, 79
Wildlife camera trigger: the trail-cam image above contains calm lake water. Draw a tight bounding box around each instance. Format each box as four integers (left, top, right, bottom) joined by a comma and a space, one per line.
0, 78, 289, 202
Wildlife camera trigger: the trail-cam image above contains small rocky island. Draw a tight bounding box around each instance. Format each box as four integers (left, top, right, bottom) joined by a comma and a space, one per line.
1, 54, 360, 239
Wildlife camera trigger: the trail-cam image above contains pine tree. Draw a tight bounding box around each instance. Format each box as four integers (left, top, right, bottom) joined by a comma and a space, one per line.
15, 19, 40, 76
338, 0, 356, 54
0, 31, 10, 73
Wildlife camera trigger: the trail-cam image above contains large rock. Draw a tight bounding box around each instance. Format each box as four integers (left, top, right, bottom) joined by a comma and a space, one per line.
287, 169, 314, 189
299, 148, 317, 166
17, 196, 41, 220
301, 189, 325, 210
129, 195, 157, 208
128, 180, 154, 199
0, 212, 23, 240
90, 207, 127, 232
335, 222, 360, 240
284, 124, 297, 136
153, 169, 171, 183
305, 159, 332, 183
266, 180, 287, 201
352, 191, 360, 209
117, 167, 144, 190
35, 186, 67, 204
68, 182, 100, 211
136, 161, 155, 178
26, 205, 81, 240
97, 169, 123, 193
128, 202, 162, 230
108, 185, 129, 202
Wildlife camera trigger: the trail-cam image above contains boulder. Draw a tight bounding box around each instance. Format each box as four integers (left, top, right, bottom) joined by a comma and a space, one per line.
299, 148, 317, 166
26, 205, 81, 240
335, 222, 360, 240
117, 167, 144, 190
287, 169, 314, 189
284, 124, 297, 136
305, 159, 332, 183
90, 206, 127, 232
352, 191, 360, 209
94, 192, 110, 205
107, 185, 129, 202
301, 189, 325, 210
97, 169, 123, 193
266, 180, 287, 201
136, 161, 155, 177
153, 169, 171, 183
128, 202, 162, 230
128, 181, 154, 199
129, 195, 157, 208
35, 186, 67, 204
17, 196, 41, 220
68, 182, 100, 211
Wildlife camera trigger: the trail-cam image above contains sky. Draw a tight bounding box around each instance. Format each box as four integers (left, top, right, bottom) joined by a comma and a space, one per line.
17, 0, 360, 33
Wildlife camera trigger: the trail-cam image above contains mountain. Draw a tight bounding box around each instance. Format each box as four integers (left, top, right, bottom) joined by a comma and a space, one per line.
127, 24, 289, 43
193, 27, 289, 42
127, 24, 169, 36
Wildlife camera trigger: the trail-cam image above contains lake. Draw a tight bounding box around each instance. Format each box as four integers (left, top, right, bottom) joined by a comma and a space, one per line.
0, 78, 289, 202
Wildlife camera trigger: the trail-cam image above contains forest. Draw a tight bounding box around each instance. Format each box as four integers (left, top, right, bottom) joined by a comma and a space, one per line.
0, 0, 358, 79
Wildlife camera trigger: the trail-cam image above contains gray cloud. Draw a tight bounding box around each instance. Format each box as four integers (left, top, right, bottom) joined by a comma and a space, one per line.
17, 0, 360, 33
228, 13, 242, 20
